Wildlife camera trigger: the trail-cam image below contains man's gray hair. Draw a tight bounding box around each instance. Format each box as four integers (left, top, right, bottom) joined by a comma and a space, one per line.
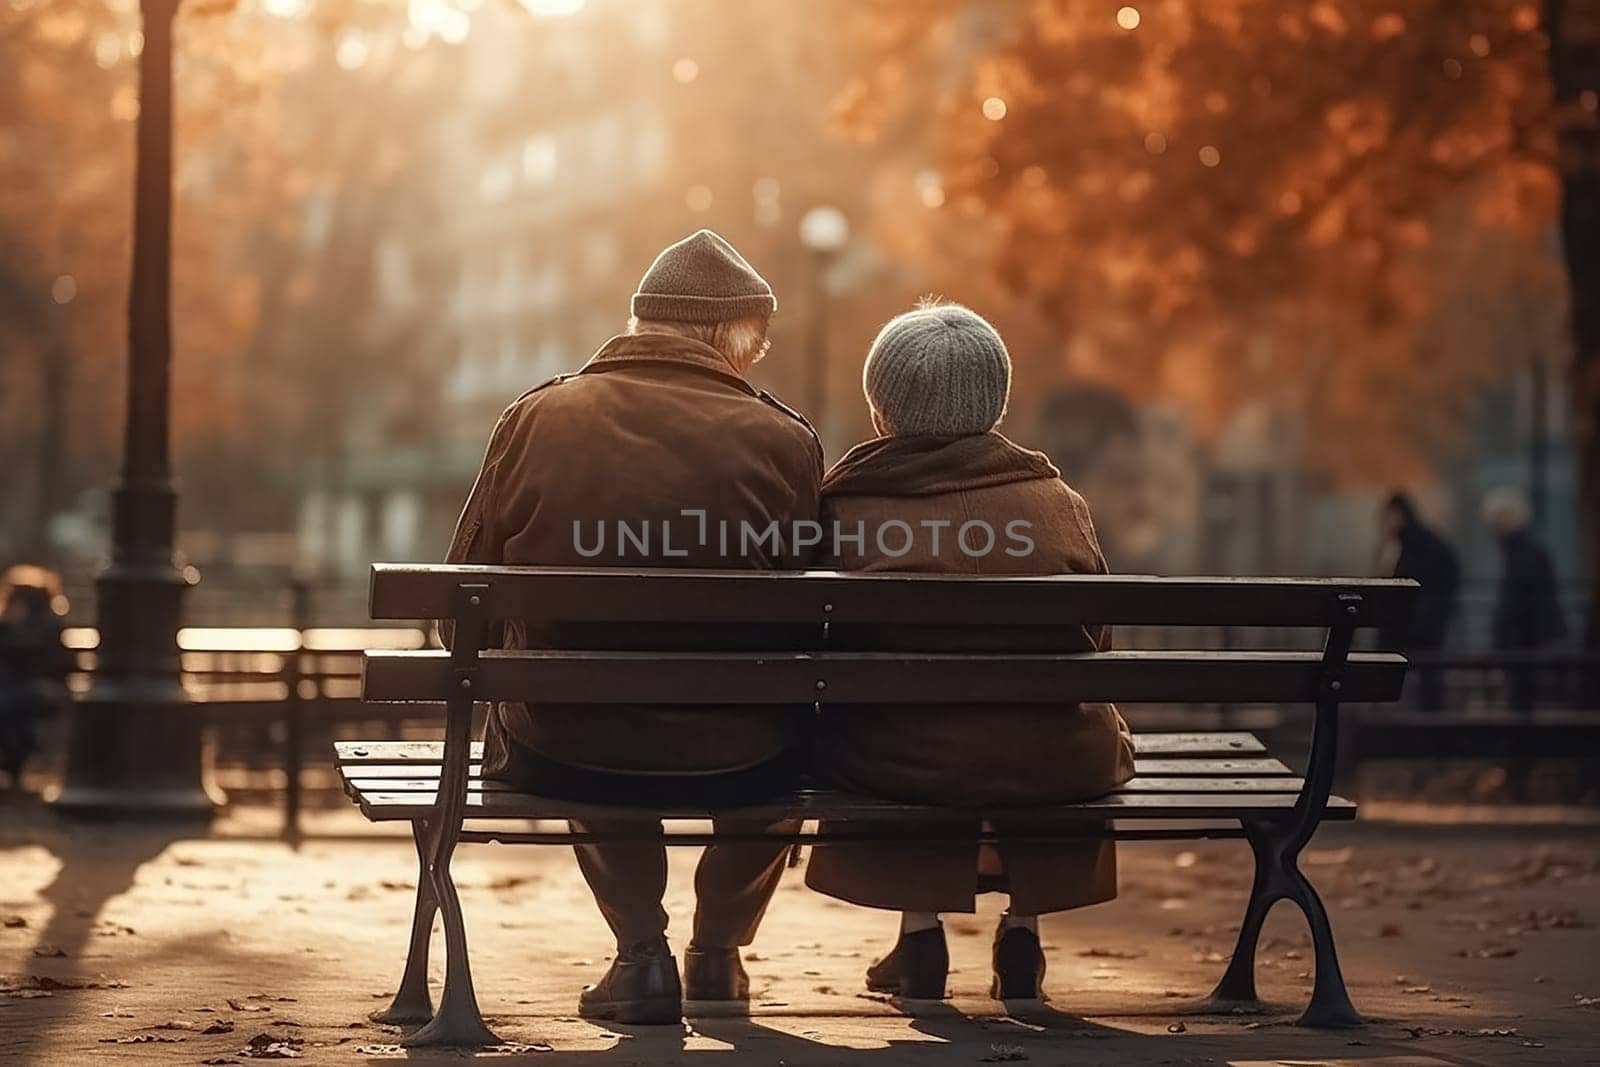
626, 314, 771, 370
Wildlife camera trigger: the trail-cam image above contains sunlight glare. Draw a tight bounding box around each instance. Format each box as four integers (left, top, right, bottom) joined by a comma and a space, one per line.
408, 0, 471, 46
518, 0, 585, 15
335, 31, 370, 71
261, 0, 310, 20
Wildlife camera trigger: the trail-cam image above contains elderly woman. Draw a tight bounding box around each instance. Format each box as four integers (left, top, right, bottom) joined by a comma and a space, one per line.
805, 301, 1135, 1001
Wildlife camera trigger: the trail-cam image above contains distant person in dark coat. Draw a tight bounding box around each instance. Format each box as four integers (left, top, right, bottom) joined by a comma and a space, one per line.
1379, 491, 1461, 710
0, 566, 72, 791
1483, 489, 1567, 713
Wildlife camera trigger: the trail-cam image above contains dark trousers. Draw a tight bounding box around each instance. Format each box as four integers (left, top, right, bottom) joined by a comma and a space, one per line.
497, 743, 800, 949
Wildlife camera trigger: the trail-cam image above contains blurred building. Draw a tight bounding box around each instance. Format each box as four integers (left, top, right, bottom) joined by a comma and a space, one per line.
315, 0, 911, 577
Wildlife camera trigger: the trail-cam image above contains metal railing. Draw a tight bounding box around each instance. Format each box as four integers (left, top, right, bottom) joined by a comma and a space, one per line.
41, 620, 1597, 837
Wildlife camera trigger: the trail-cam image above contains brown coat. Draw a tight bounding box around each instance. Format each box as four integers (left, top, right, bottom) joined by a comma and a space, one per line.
803, 432, 1136, 915
446, 331, 824, 779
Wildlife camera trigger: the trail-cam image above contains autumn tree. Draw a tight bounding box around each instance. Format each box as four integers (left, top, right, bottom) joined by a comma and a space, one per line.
0, 0, 456, 564
840, 3, 1586, 565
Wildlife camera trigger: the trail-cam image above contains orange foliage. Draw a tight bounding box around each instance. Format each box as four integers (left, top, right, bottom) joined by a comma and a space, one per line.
843, 0, 1564, 484
0, 0, 268, 495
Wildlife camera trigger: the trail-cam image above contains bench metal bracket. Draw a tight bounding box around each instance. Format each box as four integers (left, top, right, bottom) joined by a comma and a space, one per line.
1205, 594, 1363, 1029
399, 582, 499, 1048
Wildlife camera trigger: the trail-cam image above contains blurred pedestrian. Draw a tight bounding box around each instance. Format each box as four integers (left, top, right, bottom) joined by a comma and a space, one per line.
1483, 489, 1567, 714
1378, 491, 1461, 711
0, 565, 72, 791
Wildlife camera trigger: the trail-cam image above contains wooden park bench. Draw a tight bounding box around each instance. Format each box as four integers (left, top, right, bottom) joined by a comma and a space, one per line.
337, 564, 1415, 1046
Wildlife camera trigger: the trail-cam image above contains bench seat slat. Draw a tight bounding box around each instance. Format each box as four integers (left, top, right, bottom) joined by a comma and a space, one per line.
361, 649, 1406, 705
334, 732, 1266, 766
350, 788, 1355, 823
342, 775, 1308, 796
335, 755, 1295, 780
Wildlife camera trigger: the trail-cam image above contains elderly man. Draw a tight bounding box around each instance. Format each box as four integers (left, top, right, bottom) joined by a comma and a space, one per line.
445, 230, 822, 1024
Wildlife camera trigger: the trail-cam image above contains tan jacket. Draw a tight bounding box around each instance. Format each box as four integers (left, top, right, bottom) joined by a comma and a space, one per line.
446, 331, 823, 778
804, 432, 1135, 914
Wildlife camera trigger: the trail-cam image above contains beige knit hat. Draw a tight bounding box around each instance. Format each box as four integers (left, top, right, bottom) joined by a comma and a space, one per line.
863, 301, 1011, 436
631, 230, 777, 323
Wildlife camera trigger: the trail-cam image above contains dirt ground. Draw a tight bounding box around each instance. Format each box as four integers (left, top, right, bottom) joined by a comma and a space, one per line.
2, 801, 1598, 1066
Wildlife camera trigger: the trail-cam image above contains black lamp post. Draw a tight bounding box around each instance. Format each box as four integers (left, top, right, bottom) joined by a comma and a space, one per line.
54, 0, 217, 818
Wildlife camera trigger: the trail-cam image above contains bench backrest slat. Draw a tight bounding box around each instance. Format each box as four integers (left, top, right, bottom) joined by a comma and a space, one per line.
362, 649, 1407, 705
369, 564, 1415, 630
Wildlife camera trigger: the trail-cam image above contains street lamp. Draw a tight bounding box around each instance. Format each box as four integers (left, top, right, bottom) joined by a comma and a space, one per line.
798, 205, 849, 450
54, 0, 217, 818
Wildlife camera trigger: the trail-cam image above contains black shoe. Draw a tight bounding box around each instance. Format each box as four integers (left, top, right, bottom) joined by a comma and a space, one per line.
991, 924, 1047, 1001
865, 927, 949, 999
683, 946, 749, 1005
578, 938, 682, 1025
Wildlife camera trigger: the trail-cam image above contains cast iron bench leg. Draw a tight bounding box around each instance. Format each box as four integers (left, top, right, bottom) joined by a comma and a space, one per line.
1206, 818, 1360, 1028
401, 844, 497, 1047
371, 819, 436, 1025
401, 587, 499, 1050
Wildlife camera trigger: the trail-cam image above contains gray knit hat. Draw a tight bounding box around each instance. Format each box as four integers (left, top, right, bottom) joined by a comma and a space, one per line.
863, 301, 1011, 436
631, 229, 777, 323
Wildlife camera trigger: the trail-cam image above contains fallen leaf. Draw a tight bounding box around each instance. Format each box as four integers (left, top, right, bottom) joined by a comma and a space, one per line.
1458, 945, 1518, 959
239, 1033, 304, 1059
